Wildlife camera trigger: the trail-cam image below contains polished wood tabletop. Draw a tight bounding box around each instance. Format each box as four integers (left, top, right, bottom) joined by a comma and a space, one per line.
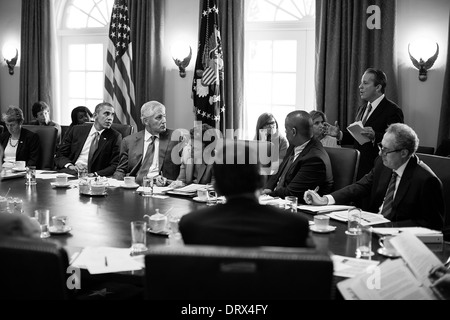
1, 175, 449, 263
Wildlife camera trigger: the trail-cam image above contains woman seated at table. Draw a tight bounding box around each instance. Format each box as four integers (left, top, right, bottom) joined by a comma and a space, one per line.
254, 113, 288, 163
168, 123, 218, 188
309, 110, 341, 148
0, 106, 41, 169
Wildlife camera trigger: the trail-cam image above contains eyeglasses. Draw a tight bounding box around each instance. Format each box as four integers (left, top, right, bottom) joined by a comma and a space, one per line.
262, 122, 276, 129
378, 143, 402, 155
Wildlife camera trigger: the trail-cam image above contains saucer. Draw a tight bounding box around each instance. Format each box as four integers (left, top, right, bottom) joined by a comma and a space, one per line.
377, 248, 401, 258
80, 190, 108, 197
51, 182, 72, 188
193, 196, 208, 203
147, 228, 170, 236
49, 226, 72, 235
121, 183, 140, 189
12, 167, 27, 172
310, 225, 336, 233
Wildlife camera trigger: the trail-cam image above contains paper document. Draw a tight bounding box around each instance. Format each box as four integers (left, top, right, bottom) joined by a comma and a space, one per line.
332, 255, 379, 278
347, 121, 371, 145
36, 171, 75, 180
176, 184, 212, 193
70, 247, 144, 274
297, 205, 353, 214
326, 210, 390, 226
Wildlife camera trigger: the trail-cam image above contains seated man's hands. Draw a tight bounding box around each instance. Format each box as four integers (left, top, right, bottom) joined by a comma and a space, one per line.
154, 175, 168, 187
261, 189, 272, 195
303, 190, 329, 205
360, 127, 375, 141
168, 180, 185, 189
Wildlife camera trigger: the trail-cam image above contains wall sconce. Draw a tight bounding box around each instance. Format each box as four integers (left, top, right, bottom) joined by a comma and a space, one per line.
172, 44, 192, 78
408, 40, 439, 82
2, 44, 19, 75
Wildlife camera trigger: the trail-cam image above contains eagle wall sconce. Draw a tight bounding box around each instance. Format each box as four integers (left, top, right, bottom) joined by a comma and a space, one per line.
408, 40, 439, 82
172, 43, 192, 78
2, 44, 18, 75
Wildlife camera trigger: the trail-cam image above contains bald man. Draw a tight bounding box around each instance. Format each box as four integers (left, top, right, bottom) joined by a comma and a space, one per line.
262, 110, 333, 202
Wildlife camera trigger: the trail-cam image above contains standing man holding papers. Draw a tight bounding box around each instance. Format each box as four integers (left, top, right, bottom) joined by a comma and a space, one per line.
304, 124, 444, 230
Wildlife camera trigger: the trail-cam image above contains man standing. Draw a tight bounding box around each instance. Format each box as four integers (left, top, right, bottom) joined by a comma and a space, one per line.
55, 102, 121, 177
342, 68, 404, 179
304, 123, 444, 230
113, 101, 181, 185
262, 111, 333, 201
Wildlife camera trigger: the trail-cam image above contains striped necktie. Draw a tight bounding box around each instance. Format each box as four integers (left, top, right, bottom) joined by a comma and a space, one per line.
87, 131, 100, 172
380, 171, 398, 219
136, 136, 156, 184
361, 103, 372, 125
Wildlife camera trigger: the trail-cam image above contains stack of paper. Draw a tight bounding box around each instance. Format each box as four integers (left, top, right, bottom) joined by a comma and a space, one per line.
326, 210, 390, 226
297, 205, 353, 215
347, 121, 371, 145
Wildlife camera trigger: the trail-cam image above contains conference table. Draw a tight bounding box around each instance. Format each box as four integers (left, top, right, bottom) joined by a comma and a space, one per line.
1, 174, 449, 298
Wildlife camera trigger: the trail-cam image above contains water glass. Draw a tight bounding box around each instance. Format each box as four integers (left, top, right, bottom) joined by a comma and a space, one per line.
356, 226, 374, 258
78, 168, 88, 180
130, 221, 148, 254
285, 196, 298, 212
206, 190, 217, 206
34, 209, 50, 238
345, 207, 361, 236
26, 166, 37, 186
142, 177, 153, 197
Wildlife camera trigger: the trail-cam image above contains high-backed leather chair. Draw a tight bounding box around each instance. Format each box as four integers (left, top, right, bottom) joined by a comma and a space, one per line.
324, 147, 360, 191
111, 123, 134, 138
416, 153, 450, 235
0, 238, 69, 299
22, 125, 58, 170
417, 146, 435, 155
144, 245, 334, 300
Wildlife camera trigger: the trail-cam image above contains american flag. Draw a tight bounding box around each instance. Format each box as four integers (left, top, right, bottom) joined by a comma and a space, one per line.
104, 0, 138, 130
192, 0, 225, 128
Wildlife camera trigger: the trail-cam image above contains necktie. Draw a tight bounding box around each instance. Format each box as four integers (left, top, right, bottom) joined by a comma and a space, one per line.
380, 171, 398, 219
275, 155, 294, 191
361, 103, 372, 125
136, 136, 156, 184
87, 131, 100, 172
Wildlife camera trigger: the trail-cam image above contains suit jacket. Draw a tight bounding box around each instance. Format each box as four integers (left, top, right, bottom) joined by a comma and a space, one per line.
343, 97, 404, 179
179, 196, 310, 248
265, 138, 333, 201
332, 155, 444, 230
176, 145, 214, 184
55, 124, 122, 177
114, 129, 181, 181
0, 128, 41, 167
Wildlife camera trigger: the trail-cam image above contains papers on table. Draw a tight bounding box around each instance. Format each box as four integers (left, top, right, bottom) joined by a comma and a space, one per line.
259, 195, 285, 207
297, 205, 353, 214
36, 171, 75, 180
332, 255, 379, 278
326, 210, 390, 226
347, 121, 371, 145
372, 227, 443, 243
70, 247, 144, 275
167, 183, 212, 197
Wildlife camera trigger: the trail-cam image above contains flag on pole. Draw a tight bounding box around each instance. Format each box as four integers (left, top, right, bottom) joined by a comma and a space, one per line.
104, 0, 138, 130
192, 0, 225, 128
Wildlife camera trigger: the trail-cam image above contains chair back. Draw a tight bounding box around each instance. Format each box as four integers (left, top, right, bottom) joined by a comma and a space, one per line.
0, 125, 4, 134
111, 123, 134, 138
417, 153, 450, 232
0, 238, 69, 299
61, 125, 70, 141
417, 146, 435, 155
324, 147, 360, 191
144, 245, 334, 300
22, 125, 58, 169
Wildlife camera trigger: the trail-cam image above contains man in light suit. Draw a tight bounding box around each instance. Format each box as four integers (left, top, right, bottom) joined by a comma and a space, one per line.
55, 102, 122, 177
180, 141, 311, 248
262, 111, 333, 202
341, 68, 404, 180
304, 123, 444, 230
113, 101, 181, 185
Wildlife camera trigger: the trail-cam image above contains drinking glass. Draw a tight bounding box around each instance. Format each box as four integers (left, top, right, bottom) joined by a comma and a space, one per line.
285, 196, 298, 212
34, 209, 50, 238
356, 226, 374, 258
345, 207, 361, 236
26, 166, 37, 186
142, 177, 153, 197
130, 221, 148, 254
206, 190, 217, 206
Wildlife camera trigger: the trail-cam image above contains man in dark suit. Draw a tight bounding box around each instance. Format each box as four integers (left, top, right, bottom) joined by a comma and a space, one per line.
55, 102, 122, 177
262, 111, 333, 202
304, 123, 444, 230
179, 141, 311, 248
340, 68, 404, 180
113, 101, 181, 185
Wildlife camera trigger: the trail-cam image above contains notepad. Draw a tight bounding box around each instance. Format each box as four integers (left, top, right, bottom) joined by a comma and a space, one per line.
347, 121, 371, 145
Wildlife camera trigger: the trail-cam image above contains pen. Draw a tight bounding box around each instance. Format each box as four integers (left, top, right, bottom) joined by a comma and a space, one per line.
104, 256, 108, 267
314, 186, 320, 193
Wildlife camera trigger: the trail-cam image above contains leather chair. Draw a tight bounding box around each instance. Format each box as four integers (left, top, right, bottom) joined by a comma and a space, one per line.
111, 123, 134, 138
22, 125, 58, 170
324, 147, 360, 191
416, 153, 450, 237
144, 245, 334, 300
0, 124, 4, 134
0, 238, 69, 299
417, 146, 435, 155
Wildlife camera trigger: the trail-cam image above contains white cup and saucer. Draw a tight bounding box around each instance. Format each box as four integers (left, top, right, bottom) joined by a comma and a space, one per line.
310, 215, 336, 233
122, 176, 139, 189
49, 216, 72, 235
377, 235, 400, 258
51, 175, 71, 188
193, 188, 209, 203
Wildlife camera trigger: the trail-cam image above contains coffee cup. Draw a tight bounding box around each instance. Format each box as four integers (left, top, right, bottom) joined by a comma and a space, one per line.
314, 215, 330, 231
197, 188, 208, 201
378, 236, 397, 254
147, 213, 167, 233
52, 216, 68, 232
124, 176, 136, 186
56, 175, 68, 185
14, 161, 26, 170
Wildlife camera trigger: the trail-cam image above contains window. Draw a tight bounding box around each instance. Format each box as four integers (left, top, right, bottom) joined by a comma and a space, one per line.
57, 0, 114, 125
244, 0, 315, 138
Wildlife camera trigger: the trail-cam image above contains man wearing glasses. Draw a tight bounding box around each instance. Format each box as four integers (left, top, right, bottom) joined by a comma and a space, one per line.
304, 123, 444, 230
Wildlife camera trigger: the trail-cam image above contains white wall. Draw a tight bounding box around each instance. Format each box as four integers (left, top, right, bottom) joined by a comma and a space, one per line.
0, 0, 21, 113
397, 0, 450, 149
